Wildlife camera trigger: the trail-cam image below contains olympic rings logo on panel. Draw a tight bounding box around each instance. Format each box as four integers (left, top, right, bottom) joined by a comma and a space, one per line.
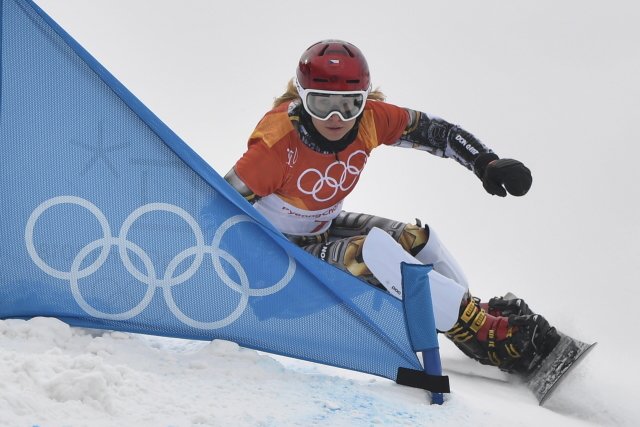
297, 150, 368, 202
24, 196, 295, 329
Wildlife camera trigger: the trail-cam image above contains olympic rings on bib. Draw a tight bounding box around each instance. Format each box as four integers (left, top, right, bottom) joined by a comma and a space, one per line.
25, 196, 295, 329
297, 150, 368, 202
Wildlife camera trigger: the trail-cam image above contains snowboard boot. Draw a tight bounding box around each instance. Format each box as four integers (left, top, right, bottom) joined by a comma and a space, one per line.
445, 296, 560, 374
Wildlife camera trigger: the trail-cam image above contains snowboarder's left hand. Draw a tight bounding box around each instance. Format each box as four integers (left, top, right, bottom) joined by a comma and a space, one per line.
482, 158, 532, 197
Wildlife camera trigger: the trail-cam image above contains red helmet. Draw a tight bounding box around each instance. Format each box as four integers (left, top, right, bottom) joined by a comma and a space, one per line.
296, 40, 371, 92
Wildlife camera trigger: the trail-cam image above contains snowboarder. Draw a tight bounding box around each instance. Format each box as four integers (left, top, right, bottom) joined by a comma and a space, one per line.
224, 39, 560, 375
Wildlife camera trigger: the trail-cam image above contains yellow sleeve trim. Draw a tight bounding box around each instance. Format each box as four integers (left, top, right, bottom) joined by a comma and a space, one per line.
250, 111, 294, 148
358, 109, 379, 151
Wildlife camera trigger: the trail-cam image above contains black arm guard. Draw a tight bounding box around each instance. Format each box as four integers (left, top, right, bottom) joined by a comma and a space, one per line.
397, 109, 498, 175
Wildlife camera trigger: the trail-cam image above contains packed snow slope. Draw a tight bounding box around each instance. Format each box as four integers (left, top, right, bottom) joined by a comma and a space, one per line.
0, 316, 633, 426
2, 0, 639, 426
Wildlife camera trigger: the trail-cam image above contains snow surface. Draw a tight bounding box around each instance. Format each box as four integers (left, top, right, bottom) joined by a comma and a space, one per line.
3, 0, 640, 426
0, 317, 631, 426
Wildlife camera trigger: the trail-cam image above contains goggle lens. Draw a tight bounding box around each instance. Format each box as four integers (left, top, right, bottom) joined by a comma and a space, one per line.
295, 79, 369, 121
305, 92, 365, 121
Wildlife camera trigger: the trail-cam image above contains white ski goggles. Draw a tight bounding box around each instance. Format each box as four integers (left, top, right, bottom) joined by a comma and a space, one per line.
295, 79, 369, 121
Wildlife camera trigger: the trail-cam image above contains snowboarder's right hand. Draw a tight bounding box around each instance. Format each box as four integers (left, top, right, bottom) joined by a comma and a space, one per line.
481, 158, 532, 197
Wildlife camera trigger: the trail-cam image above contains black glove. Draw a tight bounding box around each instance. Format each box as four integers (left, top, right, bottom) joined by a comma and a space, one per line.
481, 158, 532, 197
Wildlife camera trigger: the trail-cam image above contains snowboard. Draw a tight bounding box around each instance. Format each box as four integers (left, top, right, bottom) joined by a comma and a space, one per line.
522, 330, 597, 405
499, 292, 598, 405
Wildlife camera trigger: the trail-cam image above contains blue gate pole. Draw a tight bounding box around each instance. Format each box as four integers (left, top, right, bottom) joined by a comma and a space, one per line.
422, 349, 444, 404
401, 262, 445, 404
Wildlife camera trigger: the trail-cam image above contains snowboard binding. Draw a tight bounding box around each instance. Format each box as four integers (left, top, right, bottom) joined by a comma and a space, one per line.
446, 295, 560, 374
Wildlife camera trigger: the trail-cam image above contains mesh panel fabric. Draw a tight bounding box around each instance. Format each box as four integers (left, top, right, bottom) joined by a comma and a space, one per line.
0, 0, 425, 381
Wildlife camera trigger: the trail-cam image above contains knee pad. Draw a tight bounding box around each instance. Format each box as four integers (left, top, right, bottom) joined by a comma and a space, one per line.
414, 227, 469, 289
331, 212, 428, 255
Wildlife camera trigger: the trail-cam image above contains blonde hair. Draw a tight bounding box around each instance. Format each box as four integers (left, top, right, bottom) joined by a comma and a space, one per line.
272, 78, 387, 109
